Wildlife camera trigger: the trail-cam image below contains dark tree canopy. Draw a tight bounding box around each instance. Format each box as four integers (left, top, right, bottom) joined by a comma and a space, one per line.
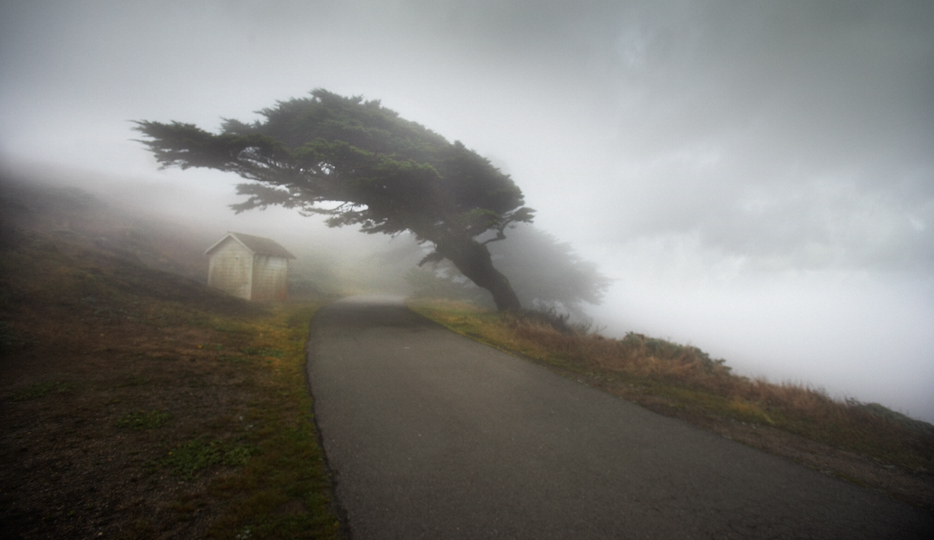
136, 89, 534, 310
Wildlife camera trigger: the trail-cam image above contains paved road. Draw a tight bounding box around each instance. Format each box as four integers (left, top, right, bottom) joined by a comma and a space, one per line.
307, 297, 933, 539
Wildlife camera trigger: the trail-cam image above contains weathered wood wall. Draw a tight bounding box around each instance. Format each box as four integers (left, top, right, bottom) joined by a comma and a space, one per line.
207, 238, 253, 300
251, 254, 289, 302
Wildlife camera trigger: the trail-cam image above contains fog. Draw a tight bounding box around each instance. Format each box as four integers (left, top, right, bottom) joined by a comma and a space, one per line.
1, 1, 932, 420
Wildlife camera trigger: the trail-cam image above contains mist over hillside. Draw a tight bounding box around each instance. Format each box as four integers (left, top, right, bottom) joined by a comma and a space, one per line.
1, 173, 215, 281
1, 168, 611, 316
0, 168, 428, 299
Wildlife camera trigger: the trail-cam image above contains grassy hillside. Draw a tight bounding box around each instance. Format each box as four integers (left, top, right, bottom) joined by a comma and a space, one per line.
1, 187, 343, 538
410, 299, 934, 511
0, 176, 218, 282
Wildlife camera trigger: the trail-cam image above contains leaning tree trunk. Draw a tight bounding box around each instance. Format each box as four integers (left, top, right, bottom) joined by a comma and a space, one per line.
436, 237, 521, 312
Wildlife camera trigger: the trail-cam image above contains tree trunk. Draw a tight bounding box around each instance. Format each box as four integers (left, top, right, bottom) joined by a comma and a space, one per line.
437, 237, 521, 312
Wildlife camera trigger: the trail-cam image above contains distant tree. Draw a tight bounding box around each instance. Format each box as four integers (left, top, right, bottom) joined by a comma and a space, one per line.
135, 90, 534, 310
408, 224, 611, 319
491, 225, 611, 312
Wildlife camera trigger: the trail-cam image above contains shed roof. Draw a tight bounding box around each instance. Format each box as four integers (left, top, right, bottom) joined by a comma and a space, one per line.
205, 232, 296, 259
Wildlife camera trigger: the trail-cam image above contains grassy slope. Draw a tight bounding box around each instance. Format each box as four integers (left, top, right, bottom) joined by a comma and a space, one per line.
1, 223, 343, 538
410, 299, 934, 510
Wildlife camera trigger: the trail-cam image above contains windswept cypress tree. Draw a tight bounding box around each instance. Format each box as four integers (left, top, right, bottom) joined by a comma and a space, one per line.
136, 89, 534, 310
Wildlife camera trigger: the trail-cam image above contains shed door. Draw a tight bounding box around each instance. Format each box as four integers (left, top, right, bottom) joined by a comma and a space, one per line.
207, 240, 253, 300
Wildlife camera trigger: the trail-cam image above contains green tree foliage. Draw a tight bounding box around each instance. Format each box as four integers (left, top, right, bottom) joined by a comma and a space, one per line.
408, 224, 611, 320
135, 89, 534, 310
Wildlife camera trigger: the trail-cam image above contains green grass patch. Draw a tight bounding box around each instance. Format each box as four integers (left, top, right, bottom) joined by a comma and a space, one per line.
116, 410, 172, 430
204, 304, 343, 540
9, 381, 78, 401
220, 354, 251, 364
115, 376, 151, 387
211, 319, 251, 334
240, 346, 285, 358
159, 437, 259, 480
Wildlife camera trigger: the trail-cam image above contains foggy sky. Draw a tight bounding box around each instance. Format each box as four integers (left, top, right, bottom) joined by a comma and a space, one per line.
1, 1, 932, 419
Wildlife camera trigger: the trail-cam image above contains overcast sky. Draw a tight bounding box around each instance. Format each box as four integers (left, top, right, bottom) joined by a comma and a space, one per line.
2, 0, 932, 420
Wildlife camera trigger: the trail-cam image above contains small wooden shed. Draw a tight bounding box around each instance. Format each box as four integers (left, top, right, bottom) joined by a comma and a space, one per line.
205, 232, 296, 301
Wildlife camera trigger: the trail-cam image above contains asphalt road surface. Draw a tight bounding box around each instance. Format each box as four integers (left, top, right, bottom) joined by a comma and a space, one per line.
307, 296, 933, 539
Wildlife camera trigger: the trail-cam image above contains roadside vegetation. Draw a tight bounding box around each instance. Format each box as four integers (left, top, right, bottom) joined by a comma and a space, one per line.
0, 223, 343, 539
410, 299, 934, 511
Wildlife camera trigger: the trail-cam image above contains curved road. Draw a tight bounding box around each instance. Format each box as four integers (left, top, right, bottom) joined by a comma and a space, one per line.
307, 296, 933, 539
